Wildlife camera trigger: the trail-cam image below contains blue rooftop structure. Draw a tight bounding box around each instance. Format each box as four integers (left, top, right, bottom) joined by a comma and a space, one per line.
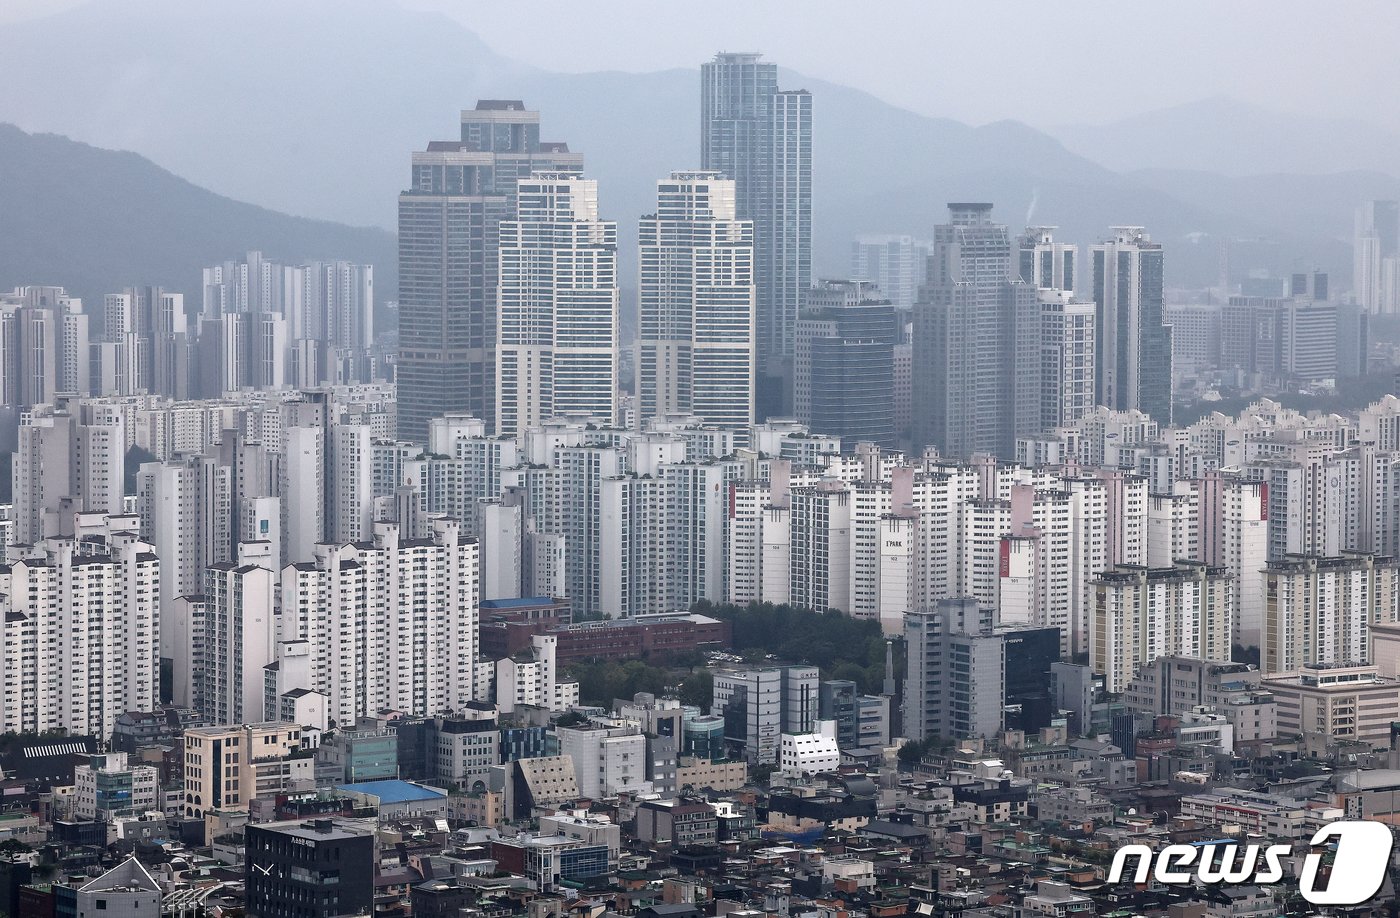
336, 780, 445, 803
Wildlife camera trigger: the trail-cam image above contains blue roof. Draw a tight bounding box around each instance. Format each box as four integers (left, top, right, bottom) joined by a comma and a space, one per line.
481, 597, 557, 609
337, 780, 446, 803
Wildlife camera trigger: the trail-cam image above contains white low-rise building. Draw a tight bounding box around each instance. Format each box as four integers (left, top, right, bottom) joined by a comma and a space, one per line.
779, 721, 841, 776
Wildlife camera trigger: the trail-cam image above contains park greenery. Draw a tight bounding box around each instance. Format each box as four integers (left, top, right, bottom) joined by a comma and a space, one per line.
564, 600, 902, 709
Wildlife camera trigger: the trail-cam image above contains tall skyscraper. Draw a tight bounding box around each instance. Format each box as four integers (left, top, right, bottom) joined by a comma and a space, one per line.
398, 101, 582, 441
496, 174, 618, 436
1018, 226, 1078, 292
913, 203, 1041, 458
1354, 200, 1400, 313
701, 53, 811, 418
1091, 226, 1172, 424
637, 172, 755, 430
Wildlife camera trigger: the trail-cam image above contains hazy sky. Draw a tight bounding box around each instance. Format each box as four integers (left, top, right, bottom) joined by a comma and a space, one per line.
8, 0, 1400, 131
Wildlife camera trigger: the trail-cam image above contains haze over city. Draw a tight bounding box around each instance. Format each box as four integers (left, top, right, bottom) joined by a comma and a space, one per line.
2, 2, 1400, 915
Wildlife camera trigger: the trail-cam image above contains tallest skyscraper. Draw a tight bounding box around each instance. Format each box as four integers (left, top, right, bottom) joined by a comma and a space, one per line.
701, 52, 812, 419
397, 101, 581, 442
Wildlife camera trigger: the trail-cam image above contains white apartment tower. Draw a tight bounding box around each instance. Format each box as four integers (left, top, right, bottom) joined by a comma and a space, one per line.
136, 454, 231, 666
1038, 289, 1096, 430
638, 172, 756, 431
194, 542, 278, 726
12, 401, 125, 546
280, 519, 479, 728
1092, 561, 1233, 693
1198, 472, 1269, 648
0, 516, 159, 737
497, 174, 619, 435
850, 235, 931, 309
1263, 552, 1400, 675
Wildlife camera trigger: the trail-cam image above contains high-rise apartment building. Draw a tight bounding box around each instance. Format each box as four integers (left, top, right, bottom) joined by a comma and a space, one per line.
913, 203, 1041, 458
1262, 552, 1400, 674
279, 519, 479, 728
1197, 471, 1269, 648
496, 174, 618, 435
136, 453, 232, 666
1354, 200, 1400, 313
196, 544, 278, 725
637, 172, 755, 430
1091, 561, 1233, 693
0, 286, 90, 413
701, 53, 811, 418
201, 255, 375, 391
398, 101, 582, 441
1091, 226, 1172, 423
1038, 289, 1096, 431
12, 399, 124, 546
0, 515, 158, 737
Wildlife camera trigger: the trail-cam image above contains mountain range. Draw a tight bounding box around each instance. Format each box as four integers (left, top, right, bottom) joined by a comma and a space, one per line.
0, 124, 397, 315
1, 0, 1398, 296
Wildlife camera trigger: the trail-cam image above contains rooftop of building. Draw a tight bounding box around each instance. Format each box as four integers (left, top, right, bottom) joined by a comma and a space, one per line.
337, 779, 446, 803
253, 816, 377, 842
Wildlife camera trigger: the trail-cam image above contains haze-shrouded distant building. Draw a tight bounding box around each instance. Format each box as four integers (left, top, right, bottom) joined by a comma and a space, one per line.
913, 203, 1041, 458
702, 53, 811, 419
1164, 303, 1221, 377
1092, 226, 1172, 424
0, 286, 89, 417
1219, 291, 1337, 387
795, 280, 898, 449
1354, 200, 1399, 314
637, 172, 755, 431
398, 101, 582, 441
496, 174, 618, 435
850, 235, 931, 308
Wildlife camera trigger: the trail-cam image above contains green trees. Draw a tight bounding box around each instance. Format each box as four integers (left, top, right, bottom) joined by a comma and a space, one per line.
677, 669, 713, 709
897, 734, 953, 765
566, 659, 671, 708
694, 600, 900, 695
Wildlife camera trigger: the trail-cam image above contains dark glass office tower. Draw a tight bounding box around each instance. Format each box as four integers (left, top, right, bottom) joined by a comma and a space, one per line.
701, 53, 811, 420
796, 281, 898, 449
397, 101, 581, 442
1091, 226, 1172, 424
